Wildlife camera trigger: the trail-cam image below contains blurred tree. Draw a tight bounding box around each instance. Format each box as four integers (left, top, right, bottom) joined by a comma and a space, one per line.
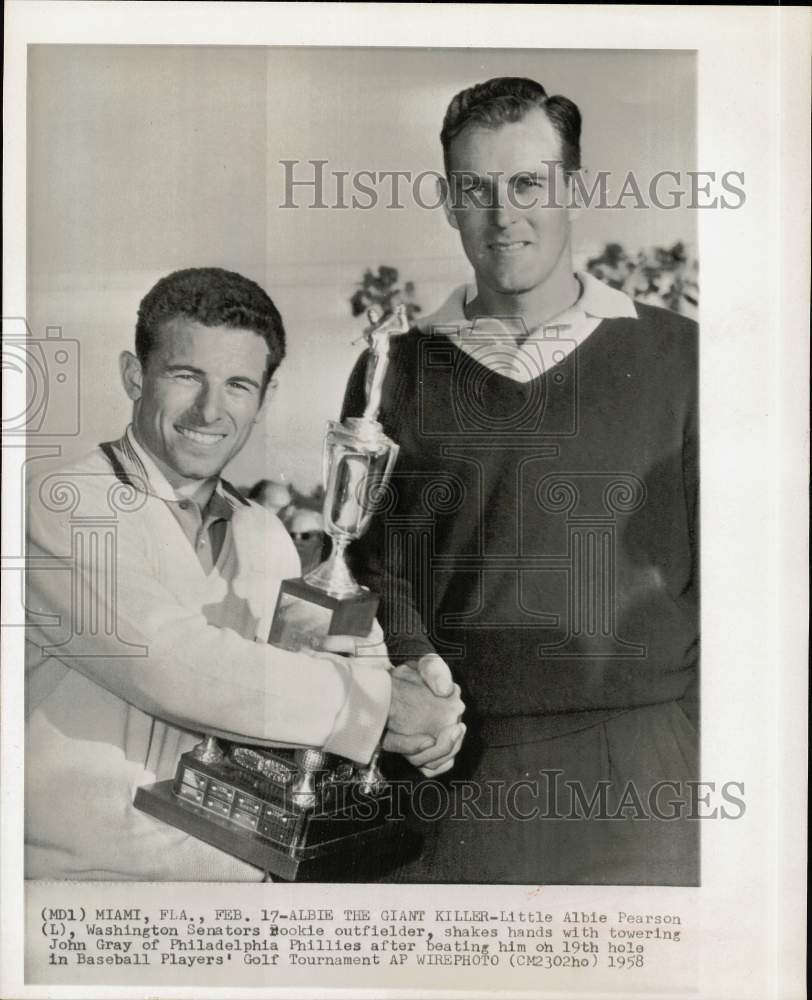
586, 241, 698, 318
349, 265, 421, 324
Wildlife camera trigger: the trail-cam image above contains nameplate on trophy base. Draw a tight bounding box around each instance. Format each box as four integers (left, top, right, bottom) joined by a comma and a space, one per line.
267, 577, 379, 650
134, 745, 415, 882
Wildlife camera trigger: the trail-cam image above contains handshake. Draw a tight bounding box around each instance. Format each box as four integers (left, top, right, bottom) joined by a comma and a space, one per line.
309, 622, 466, 776
383, 656, 466, 776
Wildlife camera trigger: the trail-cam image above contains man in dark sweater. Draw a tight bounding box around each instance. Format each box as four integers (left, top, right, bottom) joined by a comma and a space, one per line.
343, 77, 698, 885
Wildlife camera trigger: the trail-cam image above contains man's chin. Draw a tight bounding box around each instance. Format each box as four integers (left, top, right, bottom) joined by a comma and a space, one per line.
491, 277, 541, 297
169, 450, 229, 482
483, 266, 546, 297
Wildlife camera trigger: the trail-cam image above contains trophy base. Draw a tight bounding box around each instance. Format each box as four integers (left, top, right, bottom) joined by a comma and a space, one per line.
134, 781, 415, 881
134, 747, 417, 882
268, 576, 379, 650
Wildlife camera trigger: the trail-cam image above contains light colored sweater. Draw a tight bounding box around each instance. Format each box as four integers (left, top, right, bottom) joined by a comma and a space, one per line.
25, 435, 391, 880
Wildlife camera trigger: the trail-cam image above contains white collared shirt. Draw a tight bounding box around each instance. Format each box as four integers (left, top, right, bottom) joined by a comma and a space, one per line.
125, 426, 230, 571
419, 271, 637, 384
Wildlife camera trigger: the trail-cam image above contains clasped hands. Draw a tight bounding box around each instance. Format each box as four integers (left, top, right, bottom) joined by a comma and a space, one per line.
382, 657, 465, 775
316, 625, 465, 776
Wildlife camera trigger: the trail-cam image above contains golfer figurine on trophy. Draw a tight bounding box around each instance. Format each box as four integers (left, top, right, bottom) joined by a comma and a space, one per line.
134, 306, 413, 881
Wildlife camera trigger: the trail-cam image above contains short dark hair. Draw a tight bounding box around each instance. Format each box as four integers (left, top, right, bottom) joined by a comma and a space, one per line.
135, 267, 286, 389
440, 76, 582, 176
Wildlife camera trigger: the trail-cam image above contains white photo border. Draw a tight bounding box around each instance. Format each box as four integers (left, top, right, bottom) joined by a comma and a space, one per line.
2, 4, 808, 999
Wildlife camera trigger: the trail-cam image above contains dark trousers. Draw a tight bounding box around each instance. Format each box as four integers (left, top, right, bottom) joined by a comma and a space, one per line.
386, 701, 699, 886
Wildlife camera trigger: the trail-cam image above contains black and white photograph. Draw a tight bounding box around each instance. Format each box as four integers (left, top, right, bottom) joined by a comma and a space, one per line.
2, 4, 808, 999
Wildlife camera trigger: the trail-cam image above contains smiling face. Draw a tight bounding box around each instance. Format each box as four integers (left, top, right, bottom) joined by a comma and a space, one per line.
120, 317, 270, 489
444, 108, 575, 313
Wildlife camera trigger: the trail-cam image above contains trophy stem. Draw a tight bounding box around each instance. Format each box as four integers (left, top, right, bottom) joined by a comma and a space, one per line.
303, 536, 363, 599
356, 748, 386, 795
192, 736, 224, 764
291, 748, 328, 808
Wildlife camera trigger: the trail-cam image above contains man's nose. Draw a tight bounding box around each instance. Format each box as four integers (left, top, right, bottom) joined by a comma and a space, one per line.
489, 182, 518, 227
193, 382, 222, 423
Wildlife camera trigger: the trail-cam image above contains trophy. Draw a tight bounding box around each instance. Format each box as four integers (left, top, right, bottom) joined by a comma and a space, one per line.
267, 308, 403, 649
134, 307, 417, 881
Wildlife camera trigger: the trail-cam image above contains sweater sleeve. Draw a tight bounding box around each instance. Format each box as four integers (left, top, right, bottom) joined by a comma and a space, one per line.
25, 471, 390, 764
341, 347, 437, 664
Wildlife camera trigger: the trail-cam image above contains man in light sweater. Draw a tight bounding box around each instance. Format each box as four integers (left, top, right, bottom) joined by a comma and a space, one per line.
25, 267, 464, 881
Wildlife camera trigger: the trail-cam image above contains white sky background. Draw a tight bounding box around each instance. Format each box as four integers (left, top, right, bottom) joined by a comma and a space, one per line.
28, 46, 695, 491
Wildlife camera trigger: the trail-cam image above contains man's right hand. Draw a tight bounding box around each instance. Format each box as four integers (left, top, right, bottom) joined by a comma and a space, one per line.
314, 636, 466, 774
383, 662, 465, 773
386, 662, 464, 736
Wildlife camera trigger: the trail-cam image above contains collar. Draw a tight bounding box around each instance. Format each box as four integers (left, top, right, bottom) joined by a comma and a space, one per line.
574, 271, 638, 320
108, 427, 233, 518
419, 271, 637, 336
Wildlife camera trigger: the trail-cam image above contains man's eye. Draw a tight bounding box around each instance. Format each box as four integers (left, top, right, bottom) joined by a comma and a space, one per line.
173, 372, 198, 382
227, 382, 253, 394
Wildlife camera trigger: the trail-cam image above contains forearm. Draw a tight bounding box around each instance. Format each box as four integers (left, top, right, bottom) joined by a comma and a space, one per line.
26, 520, 390, 764
349, 538, 437, 664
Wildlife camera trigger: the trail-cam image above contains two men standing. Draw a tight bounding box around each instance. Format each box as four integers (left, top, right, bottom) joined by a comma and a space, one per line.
25, 76, 697, 885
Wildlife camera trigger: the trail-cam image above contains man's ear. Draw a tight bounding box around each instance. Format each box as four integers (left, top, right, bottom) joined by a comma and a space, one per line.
120, 351, 144, 402
440, 176, 460, 232
564, 173, 581, 224
254, 377, 277, 423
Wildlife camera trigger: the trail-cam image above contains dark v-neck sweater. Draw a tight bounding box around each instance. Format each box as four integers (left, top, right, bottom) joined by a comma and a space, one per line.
342, 302, 698, 728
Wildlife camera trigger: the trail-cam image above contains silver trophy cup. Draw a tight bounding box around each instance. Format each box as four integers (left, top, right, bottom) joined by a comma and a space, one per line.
268, 305, 407, 649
